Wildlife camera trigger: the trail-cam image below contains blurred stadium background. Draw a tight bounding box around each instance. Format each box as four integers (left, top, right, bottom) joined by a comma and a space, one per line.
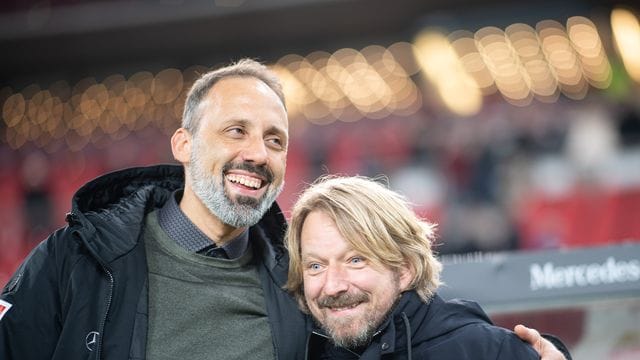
1, 0, 639, 358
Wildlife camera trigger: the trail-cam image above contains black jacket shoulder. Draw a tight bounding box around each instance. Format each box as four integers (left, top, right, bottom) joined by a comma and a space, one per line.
308, 292, 541, 359
1, 164, 306, 360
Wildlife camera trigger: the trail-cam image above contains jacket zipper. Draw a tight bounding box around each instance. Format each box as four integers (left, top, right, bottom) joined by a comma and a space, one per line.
68, 211, 115, 359
96, 266, 114, 359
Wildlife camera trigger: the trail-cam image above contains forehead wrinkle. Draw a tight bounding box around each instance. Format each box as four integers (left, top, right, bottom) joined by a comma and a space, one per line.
302, 242, 357, 262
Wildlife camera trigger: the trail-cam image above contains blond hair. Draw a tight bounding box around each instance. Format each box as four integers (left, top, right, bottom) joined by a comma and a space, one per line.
285, 175, 442, 310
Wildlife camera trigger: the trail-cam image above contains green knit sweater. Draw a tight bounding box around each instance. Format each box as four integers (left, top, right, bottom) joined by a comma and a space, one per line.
143, 210, 275, 360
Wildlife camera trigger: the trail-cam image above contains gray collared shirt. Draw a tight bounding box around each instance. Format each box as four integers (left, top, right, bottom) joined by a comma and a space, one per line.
157, 190, 249, 259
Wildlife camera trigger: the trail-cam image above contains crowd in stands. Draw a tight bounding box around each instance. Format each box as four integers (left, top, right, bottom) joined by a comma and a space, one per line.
1, 94, 639, 286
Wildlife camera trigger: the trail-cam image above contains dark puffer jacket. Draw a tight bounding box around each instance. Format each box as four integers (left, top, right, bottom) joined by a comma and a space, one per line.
0, 165, 308, 360
307, 291, 542, 359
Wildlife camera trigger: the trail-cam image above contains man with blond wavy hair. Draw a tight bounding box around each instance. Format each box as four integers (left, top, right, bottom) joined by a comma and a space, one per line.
286, 176, 572, 359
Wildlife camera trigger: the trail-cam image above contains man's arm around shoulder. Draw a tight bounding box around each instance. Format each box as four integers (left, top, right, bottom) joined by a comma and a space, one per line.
515, 324, 572, 360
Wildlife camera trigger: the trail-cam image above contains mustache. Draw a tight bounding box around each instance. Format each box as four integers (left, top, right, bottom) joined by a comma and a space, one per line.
317, 292, 369, 309
222, 161, 274, 183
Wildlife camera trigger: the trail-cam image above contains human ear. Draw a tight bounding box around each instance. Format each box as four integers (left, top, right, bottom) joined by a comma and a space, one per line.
398, 263, 416, 291
171, 128, 192, 164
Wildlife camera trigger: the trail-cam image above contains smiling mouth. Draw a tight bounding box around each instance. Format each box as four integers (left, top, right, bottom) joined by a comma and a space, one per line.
325, 302, 362, 313
226, 173, 263, 190
329, 303, 360, 311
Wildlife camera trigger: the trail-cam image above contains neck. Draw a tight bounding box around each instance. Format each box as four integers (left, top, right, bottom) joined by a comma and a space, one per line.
179, 186, 247, 246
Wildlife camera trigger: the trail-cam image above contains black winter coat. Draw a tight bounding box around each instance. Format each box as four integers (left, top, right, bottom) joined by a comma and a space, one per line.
307, 291, 541, 359
0, 165, 308, 360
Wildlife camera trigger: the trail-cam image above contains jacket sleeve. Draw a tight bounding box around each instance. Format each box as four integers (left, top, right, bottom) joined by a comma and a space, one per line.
496, 332, 541, 359
0, 229, 70, 359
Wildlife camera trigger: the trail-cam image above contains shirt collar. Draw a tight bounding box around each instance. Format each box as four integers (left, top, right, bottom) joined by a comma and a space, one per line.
158, 189, 249, 259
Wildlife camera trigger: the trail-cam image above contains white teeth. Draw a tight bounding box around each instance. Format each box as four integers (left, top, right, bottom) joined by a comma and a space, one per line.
331, 304, 359, 311
227, 174, 262, 189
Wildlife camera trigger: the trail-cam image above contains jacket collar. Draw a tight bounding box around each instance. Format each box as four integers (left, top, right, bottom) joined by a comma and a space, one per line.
306, 290, 496, 358
69, 164, 288, 272
306, 291, 428, 358
363, 291, 428, 357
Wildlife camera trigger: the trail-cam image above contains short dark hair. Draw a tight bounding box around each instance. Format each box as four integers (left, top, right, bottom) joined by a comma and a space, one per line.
181, 58, 286, 133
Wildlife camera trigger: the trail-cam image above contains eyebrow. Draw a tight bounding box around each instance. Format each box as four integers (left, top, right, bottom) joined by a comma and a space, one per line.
301, 249, 360, 263
266, 125, 288, 140
223, 119, 288, 140
301, 252, 318, 261
300, 251, 325, 264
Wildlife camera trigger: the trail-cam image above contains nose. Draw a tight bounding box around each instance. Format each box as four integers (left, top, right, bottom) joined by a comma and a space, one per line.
241, 136, 268, 165
322, 265, 349, 296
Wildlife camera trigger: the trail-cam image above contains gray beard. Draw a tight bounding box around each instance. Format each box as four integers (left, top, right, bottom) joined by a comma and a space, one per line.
188, 149, 283, 228
326, 317, 377, 350
319, 279, 403, 350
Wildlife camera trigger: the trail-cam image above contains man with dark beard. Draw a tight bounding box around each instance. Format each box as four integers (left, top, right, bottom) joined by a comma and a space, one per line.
1, 59, 567, 360
285, 176, 572, 359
